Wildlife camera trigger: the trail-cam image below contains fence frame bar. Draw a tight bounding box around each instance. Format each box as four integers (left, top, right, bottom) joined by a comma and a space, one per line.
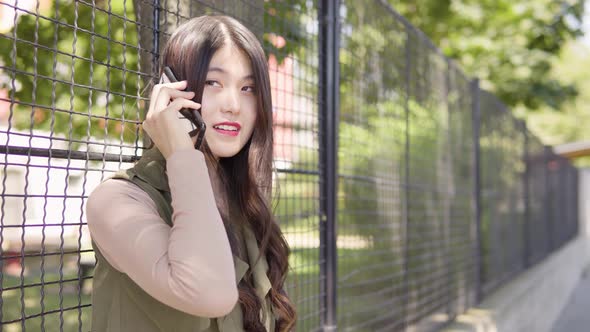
544, 146, 554, 254
471, 78, 482, 304
523, 122, 531, 268
318, 0, 340, 331
401, 29, 413, 331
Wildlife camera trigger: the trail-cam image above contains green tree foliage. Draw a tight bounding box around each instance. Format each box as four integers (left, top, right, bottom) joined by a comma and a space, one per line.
526, 40, 590, 142
0, 1, 142, 149
525, 40, 590, 165
392, 0, 585, 111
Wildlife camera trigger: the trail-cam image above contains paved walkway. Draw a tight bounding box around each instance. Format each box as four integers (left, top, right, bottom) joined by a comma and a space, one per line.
552, 267, 590, 332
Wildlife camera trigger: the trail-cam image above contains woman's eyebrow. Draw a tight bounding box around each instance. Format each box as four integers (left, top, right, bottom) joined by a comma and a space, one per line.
208, 66, 254, 80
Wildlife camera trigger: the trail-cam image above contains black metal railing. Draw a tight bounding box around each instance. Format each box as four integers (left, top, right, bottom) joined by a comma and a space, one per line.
0, 1, 578, 331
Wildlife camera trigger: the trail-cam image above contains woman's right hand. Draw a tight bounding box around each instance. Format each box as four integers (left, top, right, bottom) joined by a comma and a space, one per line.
142, 80, 202, 159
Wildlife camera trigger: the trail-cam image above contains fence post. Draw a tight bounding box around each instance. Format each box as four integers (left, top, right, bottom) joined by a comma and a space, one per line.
401, 30, 412, 331
318, 0, 339, 331
522, 122, 531, 268
444, 59, 453, 319
573, 166, 579, 238
558, 157, 567, 246
543, 146, 554, 255
142, 0, 161, 148
151, 0, 160, 81
470, 78, 482, 304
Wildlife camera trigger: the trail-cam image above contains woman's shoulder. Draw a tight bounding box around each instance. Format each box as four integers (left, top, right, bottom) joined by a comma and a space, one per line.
91, 177, 138, 197
87, 177, 155, 212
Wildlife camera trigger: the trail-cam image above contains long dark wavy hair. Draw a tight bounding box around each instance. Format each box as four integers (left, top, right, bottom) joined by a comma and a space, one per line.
159, 15, 296, 331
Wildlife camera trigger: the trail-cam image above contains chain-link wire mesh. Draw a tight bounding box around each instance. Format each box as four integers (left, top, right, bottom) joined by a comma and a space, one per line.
478, 89, 527, 294
336, 3, 477, 330
0, 1, 579, 332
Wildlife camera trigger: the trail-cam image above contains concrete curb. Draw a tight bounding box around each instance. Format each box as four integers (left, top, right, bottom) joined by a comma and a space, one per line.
441, 236, 590, 332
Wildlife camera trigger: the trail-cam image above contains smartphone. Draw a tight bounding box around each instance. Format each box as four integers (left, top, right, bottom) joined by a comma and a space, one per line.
161, 66, 206, 150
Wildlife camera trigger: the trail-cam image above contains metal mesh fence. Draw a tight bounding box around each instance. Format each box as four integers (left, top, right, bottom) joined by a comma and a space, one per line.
527, 132, 552, 266
478, 89, 527, 294
336, 3, 477, 330
0, 1, 579, 332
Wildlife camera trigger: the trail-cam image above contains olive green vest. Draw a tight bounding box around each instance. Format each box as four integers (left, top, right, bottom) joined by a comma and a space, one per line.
90, 147, 276, 331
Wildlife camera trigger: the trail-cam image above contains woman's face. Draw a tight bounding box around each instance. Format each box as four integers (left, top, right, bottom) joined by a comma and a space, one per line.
191, 42, 258, 159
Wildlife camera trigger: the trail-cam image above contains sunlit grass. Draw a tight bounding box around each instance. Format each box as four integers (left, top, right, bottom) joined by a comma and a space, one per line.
2, 274, 92, 332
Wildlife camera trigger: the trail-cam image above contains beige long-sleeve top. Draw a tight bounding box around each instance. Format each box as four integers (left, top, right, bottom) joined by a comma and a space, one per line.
86, 148, 239, 318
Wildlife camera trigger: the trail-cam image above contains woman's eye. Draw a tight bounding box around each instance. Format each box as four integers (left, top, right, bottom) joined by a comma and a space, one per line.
242, 86, 256, 93
205, 80, 221, 87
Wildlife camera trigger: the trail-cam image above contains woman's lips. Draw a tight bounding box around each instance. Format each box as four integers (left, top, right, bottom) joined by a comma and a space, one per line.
214, 128, 239, 137
212, 122, 241, 137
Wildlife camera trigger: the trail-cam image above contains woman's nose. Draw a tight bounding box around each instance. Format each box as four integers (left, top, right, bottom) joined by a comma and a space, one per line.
221, 89, 240, 114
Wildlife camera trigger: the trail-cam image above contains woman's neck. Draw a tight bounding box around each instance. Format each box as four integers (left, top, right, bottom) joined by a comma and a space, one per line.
205, 157, 228, 217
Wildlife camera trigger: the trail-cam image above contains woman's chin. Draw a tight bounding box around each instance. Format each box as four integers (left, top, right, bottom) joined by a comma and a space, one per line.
210, 147, 240, 159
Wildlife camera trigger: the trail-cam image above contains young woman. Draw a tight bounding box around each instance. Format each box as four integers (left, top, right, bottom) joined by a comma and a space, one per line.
86, 15, 296, 331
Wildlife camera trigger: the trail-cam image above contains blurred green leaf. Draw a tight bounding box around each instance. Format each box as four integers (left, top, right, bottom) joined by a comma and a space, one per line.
391, 0, 585, 111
